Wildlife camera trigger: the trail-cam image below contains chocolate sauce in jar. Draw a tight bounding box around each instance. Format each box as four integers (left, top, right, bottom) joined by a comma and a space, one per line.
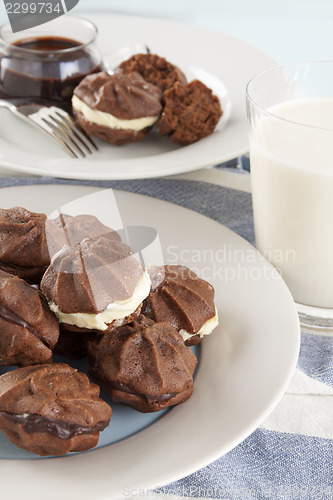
0, 35, 103, 106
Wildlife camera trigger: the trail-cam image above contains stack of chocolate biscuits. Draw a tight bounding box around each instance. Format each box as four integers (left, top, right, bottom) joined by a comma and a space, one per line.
72, 53, 223, 146
0, 206, 219, 456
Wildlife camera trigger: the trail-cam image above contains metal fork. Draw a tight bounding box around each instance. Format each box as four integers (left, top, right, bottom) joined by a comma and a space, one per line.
0, 99, 98, 159
0, 45, 151, 158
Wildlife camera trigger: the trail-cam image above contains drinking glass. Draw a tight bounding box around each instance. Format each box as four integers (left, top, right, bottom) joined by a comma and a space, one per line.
246, 61, 333, 332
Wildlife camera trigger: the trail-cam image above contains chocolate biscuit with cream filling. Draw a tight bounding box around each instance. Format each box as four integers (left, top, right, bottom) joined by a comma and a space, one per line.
88, 314, 197, 412
0, 270, 59, 366
0, 363, 111, 456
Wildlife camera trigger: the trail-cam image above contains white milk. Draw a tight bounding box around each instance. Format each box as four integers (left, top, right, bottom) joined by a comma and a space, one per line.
250, 98, 333, 308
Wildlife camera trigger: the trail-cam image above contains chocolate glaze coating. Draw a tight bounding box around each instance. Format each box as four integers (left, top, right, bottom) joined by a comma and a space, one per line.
143, 265, 217, 346
119, 53, 187, 92
157, 80, 222, 145
0, 207, 50, 284
0, 363, 111, 456
0, 270, 59, 366
46, 213, 120, 258
72, 70, 163, 145
74, 70, 162, 118
88, 314, 197, 412
40, 236, 146, 331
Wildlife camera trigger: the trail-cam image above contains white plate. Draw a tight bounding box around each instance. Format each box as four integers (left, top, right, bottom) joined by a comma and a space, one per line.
0, 185, 300, 500
0, 13, 277, 180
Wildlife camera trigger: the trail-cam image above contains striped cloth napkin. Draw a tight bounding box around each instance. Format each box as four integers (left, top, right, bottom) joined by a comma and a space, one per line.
0, 168, 332, 500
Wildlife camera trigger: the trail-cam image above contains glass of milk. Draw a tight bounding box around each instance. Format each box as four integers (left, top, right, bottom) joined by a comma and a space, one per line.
246, 61, 333, 332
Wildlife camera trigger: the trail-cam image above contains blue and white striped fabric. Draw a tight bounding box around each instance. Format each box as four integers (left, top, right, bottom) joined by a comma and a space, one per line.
0, 164, 332, 500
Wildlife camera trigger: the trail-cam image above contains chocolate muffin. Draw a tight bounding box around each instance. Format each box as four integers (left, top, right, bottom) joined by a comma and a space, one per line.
157, 80, 223, 145
0, 207, 50, 284
0, 270, 59, 366
119, 53, 187, 92
72, 70, 163, 145
40, 236, 151, 333
0, 363, 111, 456
46, 213, 121, 258
142, 265, 218, 346
88, 315, 197, 412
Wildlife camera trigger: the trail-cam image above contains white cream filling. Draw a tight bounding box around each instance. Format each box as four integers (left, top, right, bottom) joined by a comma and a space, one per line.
48, 271, 151, 331
72, 95, 159, 131
179, 308, 219, 342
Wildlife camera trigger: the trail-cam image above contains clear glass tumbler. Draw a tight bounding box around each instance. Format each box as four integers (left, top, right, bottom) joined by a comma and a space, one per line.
246, 61, 333, 332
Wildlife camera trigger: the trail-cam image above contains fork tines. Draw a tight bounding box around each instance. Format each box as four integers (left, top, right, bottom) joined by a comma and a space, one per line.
30, 106, 98, 159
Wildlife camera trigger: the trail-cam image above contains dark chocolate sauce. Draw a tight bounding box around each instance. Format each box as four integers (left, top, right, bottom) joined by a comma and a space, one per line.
0, 301, 52, 349
14, 36, 81, 52
0, 36, 103, 105
0, 411, 109, 439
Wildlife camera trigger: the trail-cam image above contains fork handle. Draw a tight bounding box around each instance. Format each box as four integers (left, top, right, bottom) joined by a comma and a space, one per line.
0, 98, 78, 158
0, 98, 35, 126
